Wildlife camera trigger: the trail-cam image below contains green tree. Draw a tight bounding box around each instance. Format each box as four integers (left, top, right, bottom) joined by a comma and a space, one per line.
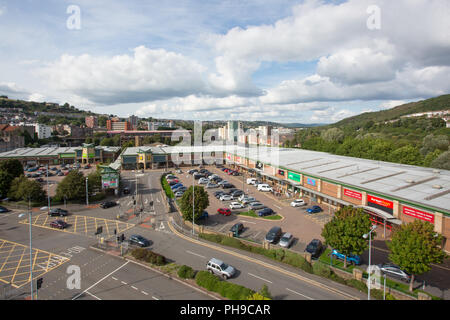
55, 170, 86, 201
430, 150, 450, 170
179, 186, 209, 221
87, 170, 102, 195
0, 159, 24, 178
388, 145, 423, 166
0, 170, 14, 198
258, 284, 272, 299
8, 176, 46, 202
387, 220, 445, 292
423, 149, 443, 167
420, 134, 449, 156
321, 206, 374, 268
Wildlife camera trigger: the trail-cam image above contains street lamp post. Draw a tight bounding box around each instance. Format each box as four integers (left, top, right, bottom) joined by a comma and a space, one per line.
192, 172, 195, 235
46, 165, 50, 214
363, 224, 377, 300
19, 198, 33, 300
85, 177, 89, 206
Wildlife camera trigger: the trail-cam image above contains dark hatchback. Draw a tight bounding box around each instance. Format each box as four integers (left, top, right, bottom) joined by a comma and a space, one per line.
48, 208, 69, 217
0, 206, 10, 213
100, 201, 117, 209
129, 235, 150, 247
50, 220, 68, 229
230, 223, 244, 235
304, 239, 323, 259
265, 226, 282, 244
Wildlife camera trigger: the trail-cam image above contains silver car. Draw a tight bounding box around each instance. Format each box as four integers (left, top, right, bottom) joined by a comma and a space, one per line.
249, 202, 264, 210
206, 258, 236, 280
206, 182, 219, 189
279, 232, 294, 248
220, 194, 232, 201
241, 197, 256, 205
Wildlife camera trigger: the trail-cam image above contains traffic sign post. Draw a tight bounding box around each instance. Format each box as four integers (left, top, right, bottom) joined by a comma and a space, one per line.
36, 278, 43, 300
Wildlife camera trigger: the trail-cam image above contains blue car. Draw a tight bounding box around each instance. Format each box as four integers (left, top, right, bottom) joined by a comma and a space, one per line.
330, 249, 361, 265
306, 205, 322, 214
198, 211, 209, 220
258, 208, 274, 217
170, 183, 183, 190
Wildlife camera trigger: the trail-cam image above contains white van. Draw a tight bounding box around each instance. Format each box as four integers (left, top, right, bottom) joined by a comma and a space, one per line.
257, 184, 273, 192
246, 178, 257, 185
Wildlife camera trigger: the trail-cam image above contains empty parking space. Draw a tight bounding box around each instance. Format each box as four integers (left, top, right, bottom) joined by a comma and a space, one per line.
0, 239, 69, 288
19, 214, 135, 239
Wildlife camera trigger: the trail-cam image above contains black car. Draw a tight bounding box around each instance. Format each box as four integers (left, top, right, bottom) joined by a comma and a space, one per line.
50, 220, 68, 229
231, 171, 240, 176
230, 223, 244, 235
258, 208, 274, 217
129, 234, 150, 247
100, 201, 117, 209
265, 226, 282, 244
222, 183, 235, 189
188, 169, 198, 174
123, 187, 130, 195
48, 208, 69, 217
304, 239, 323, 259
231, 190, 244, 198
0, 206, 10, 213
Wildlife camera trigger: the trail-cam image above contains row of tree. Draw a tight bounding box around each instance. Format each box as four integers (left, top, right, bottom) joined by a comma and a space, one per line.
322, 206, 445, 292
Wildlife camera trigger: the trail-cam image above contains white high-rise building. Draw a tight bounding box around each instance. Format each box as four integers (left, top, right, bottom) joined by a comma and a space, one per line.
35, 124, 53, 139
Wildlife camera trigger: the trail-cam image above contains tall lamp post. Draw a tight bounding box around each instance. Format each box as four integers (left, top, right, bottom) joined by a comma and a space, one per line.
18, 198, 33, 300
46, 165, 50, 213
363, 224, 377, 300
85, 177, 89, 206
192, 172, 195, 235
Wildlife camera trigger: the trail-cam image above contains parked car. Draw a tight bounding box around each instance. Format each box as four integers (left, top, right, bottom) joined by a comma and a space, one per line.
214, 191, 225, 198
249, 202, 265, 210
166, 174, 177, 180
279, 232, 294, 248
247, 178, 257, 185
231, 171, 240, 176
100, 201, 117, 209
170, 183, 183, 190
206, 258, 236, 280
57, 172, 64, 176
193, 173, 204, 180
176, 169, 182, 174
306, 206, 322, 214
168, 180, 179, 186
188, 169, 198, 174
129, 234, 150, 247
50, 220, 68, 229
48, 208, 69, 217
0, 206, 10, 213
265, 226, 282, 244
222, 183, 235, 189
206, 182, 219, 189
290, 199, 307, 207
229, 202, 245, 209
304, 239, 323, 259
218, 180, 229, 185
258, 208, 274, 217
198, 178, 209, 184
257, 184, 273, 192
174, 191, 185, 198
378, 264, 411, 282
172, 186, 186, 192
198, 211, 209, 220
220, 194, 233, 201
230, 190, 244, 199
230, 223, 244, 235
241, 197, 256, 205
217, 208, 232, 216
330, 249, 361, 265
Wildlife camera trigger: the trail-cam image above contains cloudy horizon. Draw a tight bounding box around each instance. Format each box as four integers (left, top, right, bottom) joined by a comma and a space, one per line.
0, 0, 449, 124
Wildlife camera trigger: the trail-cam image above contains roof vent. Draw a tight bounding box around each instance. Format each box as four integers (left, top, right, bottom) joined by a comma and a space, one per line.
432, 185, 443, 189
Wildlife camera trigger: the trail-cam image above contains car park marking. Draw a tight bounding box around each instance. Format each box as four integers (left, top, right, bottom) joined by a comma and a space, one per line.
274, 205, 282, 210
286, 288, 314, 300
19, 214, 135, 239
85, 290, 102, 300
0, 239, 69, 288
141, 290, 149, 295
239, 220, 256, 224
186, 250, 206, 259
152, 296, 159, 300
248, 272, 272, 283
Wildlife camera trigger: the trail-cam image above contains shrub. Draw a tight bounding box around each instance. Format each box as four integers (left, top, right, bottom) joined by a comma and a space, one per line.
131, 248, 166, 266
195, 271, 220, 292
347, 279, 368, 293
370, 289, 384, 300
195, 271, 254, 300
313, 262, 332, 278
131, 248, 147, 260
282, 251, 313, 273
247, 292, 271, 300
178, 265, 196, 279
329, 272, 348, 285
258, 284, 272, 299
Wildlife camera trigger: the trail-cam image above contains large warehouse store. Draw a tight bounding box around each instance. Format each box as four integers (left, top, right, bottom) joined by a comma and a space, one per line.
121, 145, 450, 252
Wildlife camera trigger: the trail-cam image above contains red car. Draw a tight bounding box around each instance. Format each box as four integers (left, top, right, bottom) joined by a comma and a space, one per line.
227, 170, 235, 175
217, 208, 232, 216
224, 169, 229, 173
50, 220, 68, 229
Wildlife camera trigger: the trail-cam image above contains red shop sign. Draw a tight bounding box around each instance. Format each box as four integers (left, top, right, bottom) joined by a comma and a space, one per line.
344, 188, 362, 200
367, 195, 393, 209
403, 206, 434, 223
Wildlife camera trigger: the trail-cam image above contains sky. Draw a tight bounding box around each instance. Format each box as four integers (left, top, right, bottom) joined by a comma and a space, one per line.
0, 0, 449, 124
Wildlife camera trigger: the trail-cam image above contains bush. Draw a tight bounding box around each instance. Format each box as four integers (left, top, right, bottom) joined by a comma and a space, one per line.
329, 272, 348, 285
313, 262, 332, 278
195, 271, 254, 300
131, 248, 147, 260
370, 289, 384, 300
195, 271, 220, 292
178, 265, 196, 279
131, 248, 166, 266
347, 279, 368, 293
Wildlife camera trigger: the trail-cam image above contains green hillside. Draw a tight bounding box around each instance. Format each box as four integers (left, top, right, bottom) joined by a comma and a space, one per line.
333, 94, 450, 127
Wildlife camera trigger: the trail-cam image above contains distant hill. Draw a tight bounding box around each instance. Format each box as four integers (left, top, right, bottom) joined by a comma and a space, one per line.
333, 94, 450, 127
0, 97, 94, 116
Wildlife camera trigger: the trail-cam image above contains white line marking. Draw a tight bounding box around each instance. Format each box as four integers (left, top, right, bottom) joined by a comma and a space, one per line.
152, 296, 159, 300
72, 261, 129, 300
111, 277, 118, 281
240, 220, 256, 225
131, 286, 138, 290
274, 205, 282, 210
286, 288, 314, 300
121, 281, 128, 285
248, 273, 272, 283
186, 250, 206, 259
251, 231, 262, 239
85, 291, 102, 300
141, 291, 149, 295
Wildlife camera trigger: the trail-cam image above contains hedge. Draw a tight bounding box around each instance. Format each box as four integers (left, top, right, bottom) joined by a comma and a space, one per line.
160, 174, 174, 199
131, 248, 167, 266
178, 265, 196, 279
195, 271, 255, 300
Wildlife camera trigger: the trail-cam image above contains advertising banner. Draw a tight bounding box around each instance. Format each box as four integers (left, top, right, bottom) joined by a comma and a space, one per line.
403, 206, 434, 223
306, 177, 316, 187
367, 194, 394, 214
344, 188, 362, 200
288, 171, 301, 183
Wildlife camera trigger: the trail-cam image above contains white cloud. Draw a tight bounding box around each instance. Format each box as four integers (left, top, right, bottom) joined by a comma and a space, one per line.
27, 93, 46, 102
40, 46, 208, 105
310, 107, 356, 123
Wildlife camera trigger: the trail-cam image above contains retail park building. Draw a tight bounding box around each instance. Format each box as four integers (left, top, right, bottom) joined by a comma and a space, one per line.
1, 143, 449, 252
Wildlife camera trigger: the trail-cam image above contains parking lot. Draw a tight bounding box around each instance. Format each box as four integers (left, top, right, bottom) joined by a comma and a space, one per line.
168, 165, 329, 253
